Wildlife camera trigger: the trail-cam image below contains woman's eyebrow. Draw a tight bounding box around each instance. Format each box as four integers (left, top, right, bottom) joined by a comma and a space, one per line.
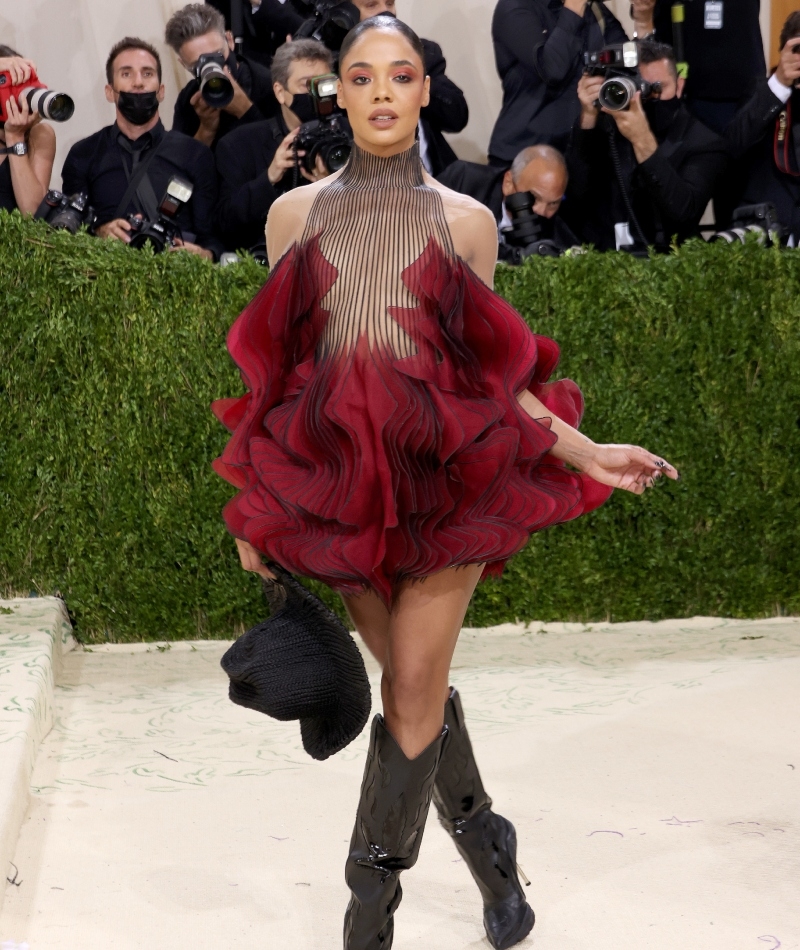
347, 61, 372, 70
391, 60, 415, 67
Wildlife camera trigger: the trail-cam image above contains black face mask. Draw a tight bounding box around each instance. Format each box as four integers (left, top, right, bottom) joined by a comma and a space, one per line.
117, 91, 160, 126
644, 97, 681, 138
289, 92, 318, 125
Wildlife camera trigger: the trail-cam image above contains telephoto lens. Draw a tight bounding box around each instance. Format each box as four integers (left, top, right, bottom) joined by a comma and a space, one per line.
195, 53, 234, 108
23, 86, 75, 122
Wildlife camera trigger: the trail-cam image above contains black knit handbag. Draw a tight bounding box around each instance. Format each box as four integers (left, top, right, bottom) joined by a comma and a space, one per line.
220, 563, 372, 760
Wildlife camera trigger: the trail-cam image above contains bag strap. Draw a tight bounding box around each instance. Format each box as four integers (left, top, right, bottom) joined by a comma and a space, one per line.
114, 135, 168, 220
590, 1, 607, 34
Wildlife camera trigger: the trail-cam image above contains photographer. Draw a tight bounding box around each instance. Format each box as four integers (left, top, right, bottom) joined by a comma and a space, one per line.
564, 39, 726, 251
0, 48, 56, 215
349, 0, 468, 175
724, 14, 800, 244
61, 38, 222, 260
215, 38, 333, 251
438, 144, 578, 256
488, 0, 647, 164
167, 3, 279, 149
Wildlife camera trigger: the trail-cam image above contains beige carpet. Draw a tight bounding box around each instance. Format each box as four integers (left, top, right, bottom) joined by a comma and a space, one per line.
2, 617, 799, 949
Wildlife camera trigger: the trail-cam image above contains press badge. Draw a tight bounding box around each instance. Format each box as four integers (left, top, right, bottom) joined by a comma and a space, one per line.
704, 1, 723, 29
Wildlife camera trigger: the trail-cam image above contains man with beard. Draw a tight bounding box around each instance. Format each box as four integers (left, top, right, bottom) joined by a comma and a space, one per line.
563, 39, 727, 251
61, 37, 222, 259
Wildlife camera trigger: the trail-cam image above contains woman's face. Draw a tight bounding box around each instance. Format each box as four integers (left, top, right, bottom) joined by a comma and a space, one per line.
337, 28, 429, 156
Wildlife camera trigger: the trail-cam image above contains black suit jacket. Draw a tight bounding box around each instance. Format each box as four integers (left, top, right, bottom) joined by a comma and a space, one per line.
565, 105, 728, 250
214, 113, 310, 252
172, 54, 279, 151
437, 159, 578, 249
726, 79, 800, 238
420, 38, 469, 176
206, 0, 305, 66
489, 0, 626, 162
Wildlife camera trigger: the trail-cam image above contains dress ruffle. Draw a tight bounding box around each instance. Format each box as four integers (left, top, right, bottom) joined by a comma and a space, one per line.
212, 238, 612, 607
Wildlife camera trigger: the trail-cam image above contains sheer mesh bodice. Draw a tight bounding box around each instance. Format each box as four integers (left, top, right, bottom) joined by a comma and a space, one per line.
212, 142, 612, 608
299, 143, 455, 360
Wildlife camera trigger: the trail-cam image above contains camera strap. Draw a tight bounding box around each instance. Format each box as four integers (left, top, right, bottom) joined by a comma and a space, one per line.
115, 135, 168, 220
589, 1, 606, 34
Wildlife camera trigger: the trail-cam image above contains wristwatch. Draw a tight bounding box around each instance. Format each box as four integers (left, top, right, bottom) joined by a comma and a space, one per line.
0, 142, 28, 156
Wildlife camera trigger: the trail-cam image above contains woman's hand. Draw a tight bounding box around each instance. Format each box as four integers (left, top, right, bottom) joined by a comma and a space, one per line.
0, 56, 37, 86
581, 444, 679, 495
3, 94, 41, 145
235, 538, 277, 580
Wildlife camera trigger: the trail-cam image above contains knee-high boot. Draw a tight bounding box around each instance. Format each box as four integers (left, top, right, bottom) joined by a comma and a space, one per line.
343, 714, 447, 950
433, 688, 535, 950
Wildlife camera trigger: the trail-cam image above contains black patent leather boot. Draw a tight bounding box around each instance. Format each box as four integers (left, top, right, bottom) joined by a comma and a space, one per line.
433, 689, 534, 950
343, 715, 447, 950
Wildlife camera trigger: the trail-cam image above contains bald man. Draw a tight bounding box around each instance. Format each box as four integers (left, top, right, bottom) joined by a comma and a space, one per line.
438, 145, 578, 256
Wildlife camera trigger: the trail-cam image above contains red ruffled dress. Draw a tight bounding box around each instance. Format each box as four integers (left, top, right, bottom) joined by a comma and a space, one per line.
212, 144, 611, 607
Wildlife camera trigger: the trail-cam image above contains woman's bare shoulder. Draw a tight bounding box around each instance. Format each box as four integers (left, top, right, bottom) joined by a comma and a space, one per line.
425, 175, 497, 271
266, 172, 344, 264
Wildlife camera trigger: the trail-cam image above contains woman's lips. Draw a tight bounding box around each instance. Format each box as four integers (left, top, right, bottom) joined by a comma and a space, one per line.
368, 110, 398, 129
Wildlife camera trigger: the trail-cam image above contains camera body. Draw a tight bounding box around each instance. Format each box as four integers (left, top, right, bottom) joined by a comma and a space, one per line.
584, 42, 661, 112
294, 73, 352, 174
295, 0, 360, 53
34, 190, 95, 233
194, 52, 234, 108
126, 176, 194, 253
499, 191, 563, 264
0, 68, 74, 123
711, 203, 784, 247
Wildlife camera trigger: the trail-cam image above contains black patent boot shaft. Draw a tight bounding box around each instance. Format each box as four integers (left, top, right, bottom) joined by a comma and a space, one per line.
434, 689, 534, 950
343, 715, 447, 950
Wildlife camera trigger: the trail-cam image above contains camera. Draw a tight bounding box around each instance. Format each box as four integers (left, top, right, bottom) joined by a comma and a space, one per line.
194, 52, 234, 108
295, 0, 360, 53
126, 176, 194, 253
0, 68, 74, 122
294, 73, 352, 174
499, 191, 563, 264
710, 203, 784, 247
584, 42, 662, 112
34, 190, 95, 233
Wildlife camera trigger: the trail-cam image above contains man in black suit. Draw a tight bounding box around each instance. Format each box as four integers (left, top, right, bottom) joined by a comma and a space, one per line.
350, 0, 468, 176
205, 0, 307, 67
214, 38, 333, 252
488, 0, 660, 165
438, 145, 578, 255
564, 39, 727, 251
725, 14, 800, 243
166, 3, 279, 150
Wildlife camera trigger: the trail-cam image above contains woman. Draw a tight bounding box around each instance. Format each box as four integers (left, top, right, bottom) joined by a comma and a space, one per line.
213, 15, 678, 950
0, 48, 56, 215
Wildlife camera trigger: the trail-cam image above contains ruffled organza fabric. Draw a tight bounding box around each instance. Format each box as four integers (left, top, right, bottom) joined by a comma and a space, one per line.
212, 238, 612, 607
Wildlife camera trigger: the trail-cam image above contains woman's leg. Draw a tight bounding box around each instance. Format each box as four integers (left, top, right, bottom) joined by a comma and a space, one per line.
342, 564, 483, 949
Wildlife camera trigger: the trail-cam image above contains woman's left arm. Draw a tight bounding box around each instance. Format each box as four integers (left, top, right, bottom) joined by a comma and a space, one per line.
3, 97, 55, 214
466, 206, 679, 495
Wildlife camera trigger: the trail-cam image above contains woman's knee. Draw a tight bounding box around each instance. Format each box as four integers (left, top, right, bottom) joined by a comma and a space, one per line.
382, 666, 446, 718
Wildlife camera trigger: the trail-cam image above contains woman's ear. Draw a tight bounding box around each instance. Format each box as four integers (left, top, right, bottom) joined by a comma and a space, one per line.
421, 74, 431, 110
336, 77, 345, 111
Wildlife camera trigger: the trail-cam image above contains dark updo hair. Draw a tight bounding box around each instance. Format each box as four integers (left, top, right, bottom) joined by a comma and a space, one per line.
338, 14, 425, 74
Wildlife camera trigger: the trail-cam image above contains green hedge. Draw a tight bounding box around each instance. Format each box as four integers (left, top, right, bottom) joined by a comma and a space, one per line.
1, 212, 798, 641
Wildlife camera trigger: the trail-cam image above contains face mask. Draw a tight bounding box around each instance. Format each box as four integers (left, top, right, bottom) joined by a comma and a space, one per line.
644, 97, 681, 138
289, 92, 318, 124
117, 90, 160, 126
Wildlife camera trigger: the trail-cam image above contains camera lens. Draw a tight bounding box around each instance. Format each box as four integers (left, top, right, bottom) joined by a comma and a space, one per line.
199, 63, 234, 108
325, 143, 351, 172
599, 77, 635, 112
25, 88, 75, 122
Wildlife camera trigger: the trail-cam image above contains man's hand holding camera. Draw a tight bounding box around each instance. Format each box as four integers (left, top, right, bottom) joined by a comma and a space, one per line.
191, 64, 253, 147
268, 126, 328, 185
577, 73, 658, 163
775, 39, 800, 91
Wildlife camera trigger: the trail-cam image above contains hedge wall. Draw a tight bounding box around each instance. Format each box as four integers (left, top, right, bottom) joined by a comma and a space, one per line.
1, 212, 799, 641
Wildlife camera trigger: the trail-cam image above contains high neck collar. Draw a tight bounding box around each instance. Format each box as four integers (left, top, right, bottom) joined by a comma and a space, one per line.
339, 142, 425, 188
